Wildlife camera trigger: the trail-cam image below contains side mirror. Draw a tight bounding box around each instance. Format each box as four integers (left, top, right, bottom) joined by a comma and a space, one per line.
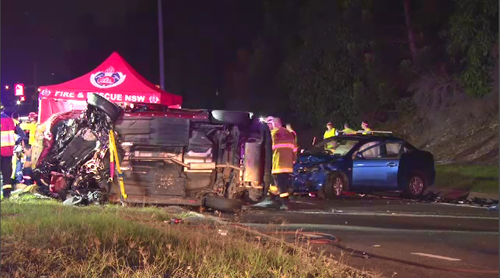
355, 152, 364, 160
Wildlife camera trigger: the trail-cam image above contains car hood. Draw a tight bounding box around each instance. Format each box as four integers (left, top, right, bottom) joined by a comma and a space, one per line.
296, 154, 343, 167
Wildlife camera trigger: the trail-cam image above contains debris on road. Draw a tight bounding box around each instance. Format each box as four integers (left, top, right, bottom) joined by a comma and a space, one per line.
488, 204, 499, 212
168, 217, 183, 224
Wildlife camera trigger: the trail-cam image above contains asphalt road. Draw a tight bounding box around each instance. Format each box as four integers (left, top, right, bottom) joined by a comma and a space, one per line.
220, 197, 499, 278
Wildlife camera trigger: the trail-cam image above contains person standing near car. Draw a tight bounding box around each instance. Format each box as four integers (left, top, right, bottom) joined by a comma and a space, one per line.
268, 117, 296, 210
1, 103, 26, 198
342, 123, 356, 135
324, 122, 337, 149
361, 121, 372, 135
20, 112, 38, 146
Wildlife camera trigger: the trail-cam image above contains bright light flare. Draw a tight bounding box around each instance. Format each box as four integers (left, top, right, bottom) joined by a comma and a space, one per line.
16, 101, 21, 105
5, 85, 9, 90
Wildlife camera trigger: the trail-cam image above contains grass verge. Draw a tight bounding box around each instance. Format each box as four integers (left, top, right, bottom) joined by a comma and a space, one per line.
1, 198, 369, 278
434, 164, 499, 194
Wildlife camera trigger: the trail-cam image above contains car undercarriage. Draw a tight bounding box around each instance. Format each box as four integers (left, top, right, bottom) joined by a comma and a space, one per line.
34, 94, 272, 211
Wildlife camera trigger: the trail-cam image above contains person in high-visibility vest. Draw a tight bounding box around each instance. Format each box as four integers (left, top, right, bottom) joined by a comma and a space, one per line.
251, 116, 297, 210
342, 123, 356, 135
269, 117, 296, 209
361, 121, 372, 135
323, 122, 337, 149
1, 103, 25, 198
20, 112, 38, 146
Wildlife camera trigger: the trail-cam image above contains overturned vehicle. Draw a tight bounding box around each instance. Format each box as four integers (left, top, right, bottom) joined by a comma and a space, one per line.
34, 93, 273, 211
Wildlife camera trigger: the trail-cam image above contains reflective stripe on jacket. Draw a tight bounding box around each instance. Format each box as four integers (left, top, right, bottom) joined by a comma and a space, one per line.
271, 127, 296, 174
1, 113, 16, 156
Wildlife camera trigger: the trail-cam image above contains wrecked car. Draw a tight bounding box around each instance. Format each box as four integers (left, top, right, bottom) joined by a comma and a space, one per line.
35, 94, 272, 211
293, 135, 436, 199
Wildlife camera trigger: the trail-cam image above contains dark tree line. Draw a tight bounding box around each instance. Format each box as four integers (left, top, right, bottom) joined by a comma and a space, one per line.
248, 0, 499, 129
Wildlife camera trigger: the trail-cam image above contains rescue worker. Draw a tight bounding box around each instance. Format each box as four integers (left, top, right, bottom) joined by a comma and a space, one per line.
251, 116, 297, 210
1, 103, 25, 199
361, 121, 372, 135
21, 112, 38, 146
269, 117, 296, 209
323, 122, 337, 149
342, 123, 356, 135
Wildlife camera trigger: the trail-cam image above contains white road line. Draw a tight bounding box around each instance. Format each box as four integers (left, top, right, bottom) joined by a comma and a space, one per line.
285, 210, 499, 220
410, 252, 462, 262
240, 222, 499, 235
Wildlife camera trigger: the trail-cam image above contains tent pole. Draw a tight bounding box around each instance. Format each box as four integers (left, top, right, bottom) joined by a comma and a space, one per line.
157, 0, 165, 90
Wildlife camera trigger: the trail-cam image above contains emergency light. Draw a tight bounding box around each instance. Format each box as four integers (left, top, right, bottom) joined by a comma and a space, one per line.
14, 83, 24, 96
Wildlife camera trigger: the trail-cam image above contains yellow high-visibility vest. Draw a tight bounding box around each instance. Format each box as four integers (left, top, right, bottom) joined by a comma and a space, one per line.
342, 128, 356, 135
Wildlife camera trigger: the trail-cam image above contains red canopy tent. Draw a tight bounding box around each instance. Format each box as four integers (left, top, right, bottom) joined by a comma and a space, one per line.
37, 52, 182, 123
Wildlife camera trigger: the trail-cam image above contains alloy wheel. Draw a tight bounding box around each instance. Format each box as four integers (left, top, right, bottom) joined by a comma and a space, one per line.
409, 176, 424, 196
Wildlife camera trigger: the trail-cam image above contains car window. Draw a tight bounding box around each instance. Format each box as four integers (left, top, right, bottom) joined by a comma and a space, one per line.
385, 142, 402, 158
309, 138, 359, 156
358, 142, 382, 159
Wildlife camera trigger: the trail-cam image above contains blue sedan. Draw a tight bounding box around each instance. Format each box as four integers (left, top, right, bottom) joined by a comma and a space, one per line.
293, 134, 435, 199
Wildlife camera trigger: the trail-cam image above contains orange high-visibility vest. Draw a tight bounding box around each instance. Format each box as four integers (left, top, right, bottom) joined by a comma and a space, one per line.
271, 127, 296, 174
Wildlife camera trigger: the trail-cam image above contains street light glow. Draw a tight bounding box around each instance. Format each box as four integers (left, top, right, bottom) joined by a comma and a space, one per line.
16, 100, 21, 105
5, 85, 9, 90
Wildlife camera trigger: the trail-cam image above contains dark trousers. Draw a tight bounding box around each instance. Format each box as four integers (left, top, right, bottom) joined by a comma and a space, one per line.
22, 167, 34, 186
273, 173, 292, 197
1, 156, 13, 197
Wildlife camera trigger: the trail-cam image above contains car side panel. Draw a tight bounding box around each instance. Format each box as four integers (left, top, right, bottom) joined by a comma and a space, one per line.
352, 159, 398, 188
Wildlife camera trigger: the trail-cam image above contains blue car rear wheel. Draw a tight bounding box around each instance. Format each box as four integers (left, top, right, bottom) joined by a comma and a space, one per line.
402, 171, 426, 199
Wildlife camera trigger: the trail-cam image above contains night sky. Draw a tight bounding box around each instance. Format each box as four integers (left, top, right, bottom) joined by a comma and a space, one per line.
1, 0, 263, 111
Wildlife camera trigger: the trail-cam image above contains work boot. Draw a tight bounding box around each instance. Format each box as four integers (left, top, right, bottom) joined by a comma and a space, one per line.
279, 197, 291, 211
2, 189, 11, 200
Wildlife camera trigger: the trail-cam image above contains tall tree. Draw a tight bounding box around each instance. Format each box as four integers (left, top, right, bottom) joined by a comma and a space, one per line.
443, 0, 498, 97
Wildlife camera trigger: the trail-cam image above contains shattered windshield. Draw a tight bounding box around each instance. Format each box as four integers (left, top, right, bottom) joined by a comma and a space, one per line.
308, 138, 359, 156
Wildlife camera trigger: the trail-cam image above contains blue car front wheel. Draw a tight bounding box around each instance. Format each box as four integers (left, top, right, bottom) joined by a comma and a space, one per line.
324, 173, 345, 199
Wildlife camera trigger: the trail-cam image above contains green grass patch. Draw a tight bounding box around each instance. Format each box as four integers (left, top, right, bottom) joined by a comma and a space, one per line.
434, 164, 499, 193
1, 199, 369, 278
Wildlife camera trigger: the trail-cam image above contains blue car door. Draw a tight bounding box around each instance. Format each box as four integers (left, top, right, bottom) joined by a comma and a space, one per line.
352, 142, 386, 187
351, 142, 402, 189
381, 141, 403, 188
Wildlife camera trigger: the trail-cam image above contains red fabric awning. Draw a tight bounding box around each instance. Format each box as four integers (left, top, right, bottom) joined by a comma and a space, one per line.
38, 52, 182, 106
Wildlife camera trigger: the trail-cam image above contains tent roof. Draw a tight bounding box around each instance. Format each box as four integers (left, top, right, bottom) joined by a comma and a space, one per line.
38, 52, 182, 106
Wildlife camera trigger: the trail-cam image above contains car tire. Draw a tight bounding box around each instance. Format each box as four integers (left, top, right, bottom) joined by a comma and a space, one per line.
210, 110, 252, 125
402, 171, 427, 199
204, 195, 243, 212
324, 172, 345, 199
87, 93, 123, 122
